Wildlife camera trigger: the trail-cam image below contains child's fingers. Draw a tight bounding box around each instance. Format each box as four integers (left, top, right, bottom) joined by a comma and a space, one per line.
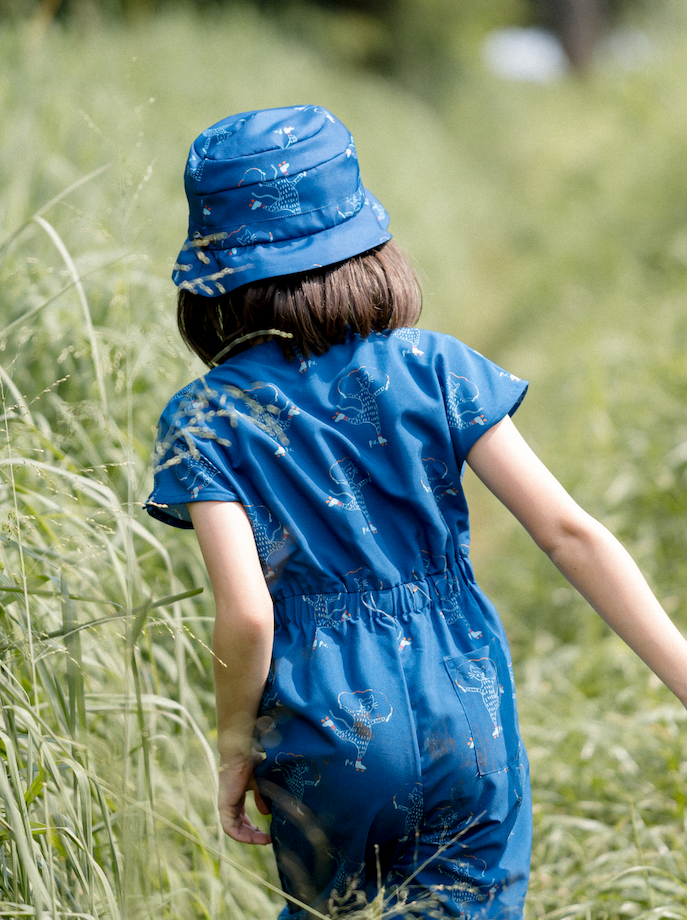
221, 810, 272, 845
218, 759, 271, 843
219, 799, 271, 844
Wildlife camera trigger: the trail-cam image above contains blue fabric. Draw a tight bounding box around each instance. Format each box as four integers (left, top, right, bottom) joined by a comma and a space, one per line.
172, 106, 391, 296
146, 329, 531, 918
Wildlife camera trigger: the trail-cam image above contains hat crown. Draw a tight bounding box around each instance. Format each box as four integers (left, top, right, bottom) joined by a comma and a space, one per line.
185, 106, 352, 195
173, 105, 391, 296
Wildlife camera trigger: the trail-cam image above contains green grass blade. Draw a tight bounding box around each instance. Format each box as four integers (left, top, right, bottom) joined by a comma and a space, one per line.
32, 215, 108, 412
60, 575, 86, 740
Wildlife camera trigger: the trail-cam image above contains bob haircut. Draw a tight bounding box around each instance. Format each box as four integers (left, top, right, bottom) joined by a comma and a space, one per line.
177, 240, 422, 368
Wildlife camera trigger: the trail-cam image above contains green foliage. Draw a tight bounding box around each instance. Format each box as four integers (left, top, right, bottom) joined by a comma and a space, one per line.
520, 636, 687, 918
455, 16, 687, 654
252, 0, 530, 93
1, 3, 686, 919
0, 13, 286, 917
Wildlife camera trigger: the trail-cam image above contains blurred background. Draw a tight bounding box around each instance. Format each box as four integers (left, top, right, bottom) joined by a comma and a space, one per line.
1, 1, 687, 918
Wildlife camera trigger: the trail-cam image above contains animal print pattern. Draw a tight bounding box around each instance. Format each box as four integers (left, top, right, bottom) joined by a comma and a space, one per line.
437, 859, 489, 908
326, 457, 377, 534
187, 120, 247, 183
455, 657, 504, 739
333, 366, 389, 447
434, 571, 483, 640
243, 503, 290, 579
393, 783, 424, 842
274, 753, 321, 813
247, 167, 307, 215
422, 457, 459, 506
321, 689, 393, 771
304, 593, 349, 649
390, 327, 424, 357
443, 374, 487, 431
234, 382, 299, 457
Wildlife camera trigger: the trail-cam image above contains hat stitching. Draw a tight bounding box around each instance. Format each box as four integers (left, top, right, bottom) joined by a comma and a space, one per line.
193, 142, 355, 196
175, 191, 385, 282
192, 117, 319, 166
187, 183, 368, 243
188, 119, 248, 184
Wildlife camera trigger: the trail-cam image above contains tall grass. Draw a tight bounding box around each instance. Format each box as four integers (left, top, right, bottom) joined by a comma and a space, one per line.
1, 5, 686, 919
450, 12, 687, 916
0, 15, 287, 916
0, 200, 284, 917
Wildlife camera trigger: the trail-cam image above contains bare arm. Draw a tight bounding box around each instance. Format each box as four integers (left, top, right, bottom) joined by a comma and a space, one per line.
466, 415, 687, 708
188, 500, 274, 844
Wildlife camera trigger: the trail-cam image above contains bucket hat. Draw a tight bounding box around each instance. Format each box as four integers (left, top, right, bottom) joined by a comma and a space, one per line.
172, 105, 392, 296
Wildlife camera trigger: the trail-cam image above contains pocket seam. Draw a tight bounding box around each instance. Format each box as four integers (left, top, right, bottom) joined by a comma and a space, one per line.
444, 639, 519, 777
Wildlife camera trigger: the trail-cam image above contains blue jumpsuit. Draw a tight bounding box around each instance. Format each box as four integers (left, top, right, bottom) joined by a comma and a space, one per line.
146, 328, 532, 919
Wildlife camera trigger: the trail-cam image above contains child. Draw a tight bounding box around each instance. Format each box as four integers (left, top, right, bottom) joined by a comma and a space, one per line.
145, 105, 687, 919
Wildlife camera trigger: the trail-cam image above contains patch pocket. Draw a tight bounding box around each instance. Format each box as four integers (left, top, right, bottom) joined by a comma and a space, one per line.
444, 639, 520, 776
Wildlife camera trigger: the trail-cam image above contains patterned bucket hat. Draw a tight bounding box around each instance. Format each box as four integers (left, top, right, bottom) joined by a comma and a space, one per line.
173, 105, 392, 296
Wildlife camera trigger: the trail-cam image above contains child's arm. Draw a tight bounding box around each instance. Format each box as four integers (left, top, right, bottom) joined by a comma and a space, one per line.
466, 415, 687, 708
188, 500, 274, 845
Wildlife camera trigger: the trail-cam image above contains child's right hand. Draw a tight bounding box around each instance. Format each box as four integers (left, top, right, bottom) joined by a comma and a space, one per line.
218, 753, 272, 845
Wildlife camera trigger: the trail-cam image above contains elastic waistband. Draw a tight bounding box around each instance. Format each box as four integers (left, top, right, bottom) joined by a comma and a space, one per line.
273, 566, 469, 627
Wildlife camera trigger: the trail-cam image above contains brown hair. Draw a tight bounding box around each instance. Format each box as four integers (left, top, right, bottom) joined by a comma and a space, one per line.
177, 240, 422, 367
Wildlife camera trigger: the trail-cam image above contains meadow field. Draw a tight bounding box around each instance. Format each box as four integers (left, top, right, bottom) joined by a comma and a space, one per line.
1, 4, 686, 918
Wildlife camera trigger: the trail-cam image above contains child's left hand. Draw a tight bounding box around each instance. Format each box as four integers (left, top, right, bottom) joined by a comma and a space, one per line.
218, 753, 272, 845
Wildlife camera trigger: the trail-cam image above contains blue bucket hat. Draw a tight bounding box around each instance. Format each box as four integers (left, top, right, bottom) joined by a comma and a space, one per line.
173, 105, 392, 296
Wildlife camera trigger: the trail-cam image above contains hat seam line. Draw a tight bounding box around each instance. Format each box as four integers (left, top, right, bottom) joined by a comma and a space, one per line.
193, 144, 355, 194
194, 113, 337, 165
190, 185, 370, 242
177, 212, 390, 274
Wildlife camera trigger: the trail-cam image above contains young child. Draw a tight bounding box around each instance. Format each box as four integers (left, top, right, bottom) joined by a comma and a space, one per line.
145, 105, 687, 919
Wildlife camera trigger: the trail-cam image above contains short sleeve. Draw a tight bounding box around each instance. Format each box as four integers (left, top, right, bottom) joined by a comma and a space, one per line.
144, 387, 240, 529
435, 336, 528, 461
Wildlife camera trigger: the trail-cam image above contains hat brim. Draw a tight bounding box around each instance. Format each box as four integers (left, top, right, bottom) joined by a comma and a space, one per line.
172, 190, 391, 296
